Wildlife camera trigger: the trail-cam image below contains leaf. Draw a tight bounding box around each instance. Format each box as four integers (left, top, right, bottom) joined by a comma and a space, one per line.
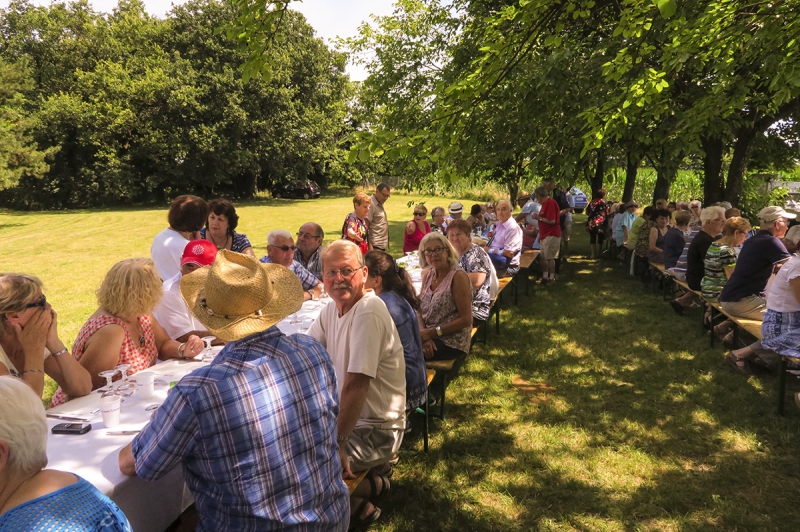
655, 0, 676, 19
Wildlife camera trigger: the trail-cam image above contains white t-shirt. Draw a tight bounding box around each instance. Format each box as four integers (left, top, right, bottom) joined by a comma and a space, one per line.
150, 228, 189, 280
154, 273, 207, 340
767, 256, 800, 313
0, 344, 51, 378
307, 291, 406, 430
565, 193, 575, 222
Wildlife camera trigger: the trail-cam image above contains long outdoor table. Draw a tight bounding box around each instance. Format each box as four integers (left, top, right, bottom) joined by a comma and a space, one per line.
44, 297, 333, 531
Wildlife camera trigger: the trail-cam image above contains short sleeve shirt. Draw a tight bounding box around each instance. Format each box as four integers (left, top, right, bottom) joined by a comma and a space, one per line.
131, 328, 349, 532
767, 256, 800, 312
307, 291, 406, 430
366, 195, 389, 249
459, 244, 492, 321
151, 228, 190, 280
700, 242, 737, 300
686, 230, 715, 291
538, 198, 562, 239
199, 229, 252, 253
154, 273, 206, 339
662, 226, 687, 270
721, 230, 791, 302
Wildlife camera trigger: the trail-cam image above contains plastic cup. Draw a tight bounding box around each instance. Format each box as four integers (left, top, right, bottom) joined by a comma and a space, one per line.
100, 395, 121, 428
137, 371, 155, 400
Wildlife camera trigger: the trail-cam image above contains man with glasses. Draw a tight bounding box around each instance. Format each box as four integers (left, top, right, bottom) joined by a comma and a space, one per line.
722, 206, 794, 373
294, 222, 324, 280
260, 230, 322, 301
307, 240, 406, 528
366, 183, 391, 251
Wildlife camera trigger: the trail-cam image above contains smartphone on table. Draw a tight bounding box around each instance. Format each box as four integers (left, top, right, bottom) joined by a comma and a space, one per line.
51, 423, 92, 435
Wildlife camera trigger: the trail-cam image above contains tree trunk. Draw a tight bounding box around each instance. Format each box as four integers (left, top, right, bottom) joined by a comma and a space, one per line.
724, 127, 756, 207
701, 135, 725, 205
591, 148, 605, 197
623, 150, 640, 202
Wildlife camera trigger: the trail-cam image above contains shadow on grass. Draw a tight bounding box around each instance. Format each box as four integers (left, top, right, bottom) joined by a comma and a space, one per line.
384, 227, 800, 531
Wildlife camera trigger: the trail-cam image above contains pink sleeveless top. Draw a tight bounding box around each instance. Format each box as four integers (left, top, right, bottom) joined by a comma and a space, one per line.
420, 265, 471, 354
403, 220, 430, 253
50, 315, 157, 407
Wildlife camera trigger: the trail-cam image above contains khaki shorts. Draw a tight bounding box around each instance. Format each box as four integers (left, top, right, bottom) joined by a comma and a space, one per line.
540, 235, 561, 260
346, 424, 404, 473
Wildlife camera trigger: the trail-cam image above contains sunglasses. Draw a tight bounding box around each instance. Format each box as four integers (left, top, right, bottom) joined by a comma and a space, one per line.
26, 294, 47, 308
269, 244, 297, 252
414, 212, 426, 216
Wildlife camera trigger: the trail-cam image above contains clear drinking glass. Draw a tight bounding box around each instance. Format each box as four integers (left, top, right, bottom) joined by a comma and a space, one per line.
114, 364, 135, 396
98, 369, 119, 398
201, 336, 216, 363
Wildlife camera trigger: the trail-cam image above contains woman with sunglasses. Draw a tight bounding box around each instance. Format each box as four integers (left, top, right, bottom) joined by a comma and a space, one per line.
0, 273, 92, 399
417, 233, 473, 362
403, 204, 431, 253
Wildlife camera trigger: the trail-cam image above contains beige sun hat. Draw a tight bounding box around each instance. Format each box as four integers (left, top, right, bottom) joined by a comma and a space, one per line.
180, 249, 303, 342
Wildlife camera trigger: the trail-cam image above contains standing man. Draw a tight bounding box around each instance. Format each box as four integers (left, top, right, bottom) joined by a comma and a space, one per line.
485, 200, 523, 277
295, 222, 324, 280
561, 184, 575, 260
260, 230, 323, 300
119, 250, 349, 531
532, 186, 562, 284
307, 240, 406, 529
367, 183, 391, 251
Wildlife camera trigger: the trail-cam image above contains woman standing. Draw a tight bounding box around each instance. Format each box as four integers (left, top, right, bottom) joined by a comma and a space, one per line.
403, 205, 430, 253
417, 233, 473, 361
364, 251, 427, 411
0, 274, 91, 400
585, 189, 609, 259
50, 258, 203, 407
342, 192, 370, 255
200, 198, 254, 256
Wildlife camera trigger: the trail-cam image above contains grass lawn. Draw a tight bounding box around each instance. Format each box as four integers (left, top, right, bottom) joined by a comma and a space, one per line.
3, 194, 800, 530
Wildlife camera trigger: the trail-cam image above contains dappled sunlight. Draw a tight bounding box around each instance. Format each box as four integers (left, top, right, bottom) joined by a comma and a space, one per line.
717, 428, 763, 454
600, 307, 630, 316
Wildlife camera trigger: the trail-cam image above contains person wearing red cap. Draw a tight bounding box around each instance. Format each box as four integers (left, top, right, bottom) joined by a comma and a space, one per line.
155, 240, 221, 343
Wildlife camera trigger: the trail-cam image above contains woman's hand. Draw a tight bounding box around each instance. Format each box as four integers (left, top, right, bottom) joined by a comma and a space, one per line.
420, 327, 436, 342
45, 307, 65, 353
183, 335, 205, 358
422, 339, 437, 359
15, 308, 51, 362
406, 221, 416, 234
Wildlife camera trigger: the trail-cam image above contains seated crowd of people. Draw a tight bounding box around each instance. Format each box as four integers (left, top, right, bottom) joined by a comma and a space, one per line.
0, 182, 573, 531
587, 191, 800, 397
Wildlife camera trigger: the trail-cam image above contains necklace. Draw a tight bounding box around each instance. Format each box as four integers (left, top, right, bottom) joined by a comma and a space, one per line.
208, 231, 229, 250
128, 318, 145, 347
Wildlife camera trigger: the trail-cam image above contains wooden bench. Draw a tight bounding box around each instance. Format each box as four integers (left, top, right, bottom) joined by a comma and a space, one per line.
648, 262, 671, 300
425, 359, 456, 422
345, 469, 369, 495
517, 249, 540, 297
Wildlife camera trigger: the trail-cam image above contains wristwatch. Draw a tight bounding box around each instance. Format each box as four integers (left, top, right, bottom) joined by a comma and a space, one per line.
436, 326, 443, 337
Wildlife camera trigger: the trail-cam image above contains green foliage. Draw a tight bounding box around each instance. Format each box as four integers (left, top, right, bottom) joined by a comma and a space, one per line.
739, 180, 789, 225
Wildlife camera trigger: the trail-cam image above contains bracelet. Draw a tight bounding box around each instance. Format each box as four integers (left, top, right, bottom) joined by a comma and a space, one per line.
24, 368, 44, 374
337, 434, 350, 442
178, 343, 186, 357
52, 348, 68, 358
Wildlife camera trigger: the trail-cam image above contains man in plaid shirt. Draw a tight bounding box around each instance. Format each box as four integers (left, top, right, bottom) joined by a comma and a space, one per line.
119, 251, 348, 531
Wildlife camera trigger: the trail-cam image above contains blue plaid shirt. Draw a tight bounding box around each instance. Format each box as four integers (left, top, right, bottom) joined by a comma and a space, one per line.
260, 257, 321, 291
131, 327, 348, 532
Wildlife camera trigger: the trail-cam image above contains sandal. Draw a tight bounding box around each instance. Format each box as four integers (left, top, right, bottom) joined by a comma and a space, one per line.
348, 498, 381, 532
366, 473, 391, 499
726, 351, 753, 376
371, 463, 394, 479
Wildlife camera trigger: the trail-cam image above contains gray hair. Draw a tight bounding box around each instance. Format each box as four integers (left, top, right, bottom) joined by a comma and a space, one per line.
322, 239, 364, 268
700, 206, 726, 223
689, 200, 702, 209
418, 232, 459, 269
267, 229, 293, 245
0, 376, 48, 476
431, 206, 445, 218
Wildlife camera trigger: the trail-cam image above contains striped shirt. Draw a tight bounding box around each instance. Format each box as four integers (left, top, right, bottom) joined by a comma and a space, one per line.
700, 242, 737, 300
259, 257, 320, 291
131, 327, 348, 532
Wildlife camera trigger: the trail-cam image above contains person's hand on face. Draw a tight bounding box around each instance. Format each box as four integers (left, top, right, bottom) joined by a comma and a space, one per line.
14, 303, 51, 357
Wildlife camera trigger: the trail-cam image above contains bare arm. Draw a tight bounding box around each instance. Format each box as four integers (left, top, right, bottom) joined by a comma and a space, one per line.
151, 315, 203, 360
420, 270, 473, 341
42, 308, 92, 398
240, 246, 256, 257
789, 276, 800, 306
466, 271, 487, 291
119, 443, 136, 476
337, 372, 372, 478
648, 227, 662, 253
79, 324, 126, 390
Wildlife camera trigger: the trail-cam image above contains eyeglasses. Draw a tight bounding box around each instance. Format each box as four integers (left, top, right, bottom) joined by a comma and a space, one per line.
269, 244, 297, 252
26, 294, 46, 308
296, 232, 321, 239
423, 247, 447, 256
414, 212, 426, 216
323, 268, 360, 280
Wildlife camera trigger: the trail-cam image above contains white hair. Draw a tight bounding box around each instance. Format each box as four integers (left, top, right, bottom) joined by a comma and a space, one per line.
700, 206, 725, 223
689, 200, 702, 209
0, 376, 48, 476
267, 229, 293, 245
322, 239, 364, 267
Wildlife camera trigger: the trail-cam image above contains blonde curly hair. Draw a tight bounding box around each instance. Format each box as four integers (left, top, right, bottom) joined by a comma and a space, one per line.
97, 258, 163, 319
0, 273, 43, 337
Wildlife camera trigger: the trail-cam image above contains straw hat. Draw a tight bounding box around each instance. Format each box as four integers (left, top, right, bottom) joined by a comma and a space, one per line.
180, 250, 302, 342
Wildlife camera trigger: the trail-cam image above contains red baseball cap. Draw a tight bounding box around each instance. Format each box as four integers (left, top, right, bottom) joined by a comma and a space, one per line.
181, 240, 217, 268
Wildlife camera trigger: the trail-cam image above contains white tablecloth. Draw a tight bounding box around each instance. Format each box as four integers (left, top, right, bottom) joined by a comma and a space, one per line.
45, 299, 333, 531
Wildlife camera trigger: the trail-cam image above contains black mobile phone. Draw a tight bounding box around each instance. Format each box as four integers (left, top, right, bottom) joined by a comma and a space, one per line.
51, 423, 92, 435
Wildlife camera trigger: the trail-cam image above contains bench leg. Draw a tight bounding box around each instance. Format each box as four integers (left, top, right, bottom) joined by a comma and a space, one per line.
424, 392, 430, 450
495, 305, 500, 334
439, 372, 449, 422
708, 305, 716, 348
778, 357, 788, 416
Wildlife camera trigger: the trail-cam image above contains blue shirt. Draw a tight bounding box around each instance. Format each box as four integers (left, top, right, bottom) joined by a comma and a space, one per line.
720, 230, 791, 303
378, 291, 427, 410
0, 476, 131, 532
260, 257, 320, 291
614, 211, 637, 245
662, 226, 686, 269
131, 327, 348, 532
199, 228, 252, 253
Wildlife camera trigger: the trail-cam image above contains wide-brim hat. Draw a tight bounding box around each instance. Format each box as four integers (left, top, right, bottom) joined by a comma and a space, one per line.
516, 191, 531, 202
180, 250, 302, 342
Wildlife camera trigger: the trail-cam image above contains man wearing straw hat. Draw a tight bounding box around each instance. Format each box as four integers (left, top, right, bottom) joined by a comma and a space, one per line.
307, 239, 406, 529
119, 250, 348, 531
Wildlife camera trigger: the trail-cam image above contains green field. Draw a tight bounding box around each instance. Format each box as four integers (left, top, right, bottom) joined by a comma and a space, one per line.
3, 194, 800, 531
